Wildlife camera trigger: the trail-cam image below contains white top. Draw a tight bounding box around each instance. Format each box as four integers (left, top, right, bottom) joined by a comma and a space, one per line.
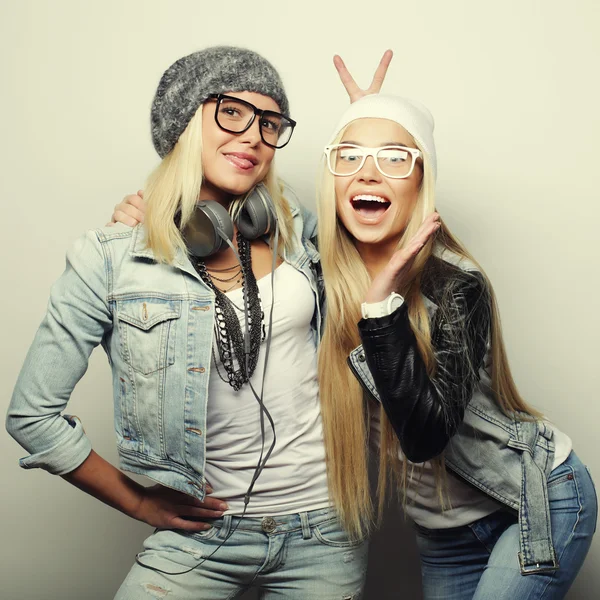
370, 402, 572, 529
204, 262, 329, 516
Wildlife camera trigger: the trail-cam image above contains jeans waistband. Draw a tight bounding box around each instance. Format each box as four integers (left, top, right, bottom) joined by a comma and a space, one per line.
204, 506, 338, 538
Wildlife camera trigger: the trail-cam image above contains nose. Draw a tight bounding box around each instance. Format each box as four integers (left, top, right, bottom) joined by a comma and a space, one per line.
239, 116, 262, 146
357, 155, 382, 182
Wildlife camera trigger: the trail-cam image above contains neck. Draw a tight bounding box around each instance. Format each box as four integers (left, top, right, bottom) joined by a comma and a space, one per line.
354, 238, 400, 279
199, 181, 234, 210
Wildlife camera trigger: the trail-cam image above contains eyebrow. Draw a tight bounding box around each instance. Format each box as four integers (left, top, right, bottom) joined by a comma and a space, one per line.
340, 140, 409, 147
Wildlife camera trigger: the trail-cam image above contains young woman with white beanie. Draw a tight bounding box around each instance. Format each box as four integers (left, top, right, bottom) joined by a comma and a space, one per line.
317, 92, 597, 599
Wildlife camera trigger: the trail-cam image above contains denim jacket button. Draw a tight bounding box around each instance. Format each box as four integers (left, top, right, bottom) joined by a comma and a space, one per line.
358, 354, 366, 362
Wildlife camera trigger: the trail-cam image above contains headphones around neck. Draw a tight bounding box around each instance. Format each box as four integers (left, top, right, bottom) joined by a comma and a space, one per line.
182, 183, 276, 258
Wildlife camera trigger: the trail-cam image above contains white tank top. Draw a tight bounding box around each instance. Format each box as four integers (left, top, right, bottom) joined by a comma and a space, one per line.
204, 262, 330, 516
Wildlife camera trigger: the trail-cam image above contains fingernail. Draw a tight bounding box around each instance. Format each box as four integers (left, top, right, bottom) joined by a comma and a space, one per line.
219, 503, 229, 511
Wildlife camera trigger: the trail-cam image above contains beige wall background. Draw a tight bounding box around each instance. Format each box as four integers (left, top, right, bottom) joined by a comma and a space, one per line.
1, 1, 598, 598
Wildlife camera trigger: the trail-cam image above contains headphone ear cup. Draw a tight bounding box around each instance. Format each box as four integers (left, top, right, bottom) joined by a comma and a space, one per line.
182, 201, 234, 257
235, 184, 275, 240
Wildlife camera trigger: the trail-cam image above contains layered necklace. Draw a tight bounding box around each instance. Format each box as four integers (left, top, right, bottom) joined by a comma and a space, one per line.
203, 263, 243, 292
192, 232, 264, 391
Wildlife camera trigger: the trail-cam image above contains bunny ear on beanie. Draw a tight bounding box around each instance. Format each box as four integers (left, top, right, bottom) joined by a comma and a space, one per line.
328, 94, 437, 179
151, 46, 290, 158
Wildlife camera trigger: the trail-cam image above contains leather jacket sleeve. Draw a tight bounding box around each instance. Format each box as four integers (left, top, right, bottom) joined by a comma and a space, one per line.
358, 270, 491, 463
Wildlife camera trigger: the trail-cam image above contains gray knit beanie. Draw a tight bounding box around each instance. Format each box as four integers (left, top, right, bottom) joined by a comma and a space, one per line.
151, 46, 290, 158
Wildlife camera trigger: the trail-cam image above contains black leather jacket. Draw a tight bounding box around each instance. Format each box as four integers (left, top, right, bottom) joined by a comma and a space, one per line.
351, 253, 560, 572
357, 255, 491, 463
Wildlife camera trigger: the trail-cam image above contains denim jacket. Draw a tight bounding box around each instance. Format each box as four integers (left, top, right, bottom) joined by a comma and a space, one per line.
348, 249, 558, 575
7, 192, 321, 503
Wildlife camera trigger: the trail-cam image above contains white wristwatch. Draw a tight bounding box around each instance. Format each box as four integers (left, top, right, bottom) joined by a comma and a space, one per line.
361, 292, 404, 319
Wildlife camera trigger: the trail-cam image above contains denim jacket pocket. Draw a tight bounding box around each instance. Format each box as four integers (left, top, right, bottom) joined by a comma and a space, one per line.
117, 298, 181, 375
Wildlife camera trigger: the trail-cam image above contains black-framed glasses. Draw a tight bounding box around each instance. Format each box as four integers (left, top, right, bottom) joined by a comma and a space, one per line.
209, 94, 296, 149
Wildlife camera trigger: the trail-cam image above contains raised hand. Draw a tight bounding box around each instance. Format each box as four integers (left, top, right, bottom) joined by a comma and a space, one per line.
133, 483, 228, 532
107, 189, 146, 227
333, 49, 393, 103
365, 213, 441, 303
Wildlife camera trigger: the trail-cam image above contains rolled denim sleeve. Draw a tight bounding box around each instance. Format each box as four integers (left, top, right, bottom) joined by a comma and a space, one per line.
6, 230, 112, 475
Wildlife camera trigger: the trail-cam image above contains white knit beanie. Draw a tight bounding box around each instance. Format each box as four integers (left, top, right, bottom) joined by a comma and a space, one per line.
328, 94, 437, 179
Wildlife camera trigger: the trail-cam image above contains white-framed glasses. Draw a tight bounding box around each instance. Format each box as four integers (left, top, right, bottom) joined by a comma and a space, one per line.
324, 144, 422, 179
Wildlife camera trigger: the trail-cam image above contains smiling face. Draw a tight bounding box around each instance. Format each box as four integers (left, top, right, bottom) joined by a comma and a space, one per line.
334, 118, 423, 255
200, 91, 279, 204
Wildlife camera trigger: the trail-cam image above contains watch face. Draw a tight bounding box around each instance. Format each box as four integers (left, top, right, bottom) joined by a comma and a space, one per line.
390, 294, 404, 311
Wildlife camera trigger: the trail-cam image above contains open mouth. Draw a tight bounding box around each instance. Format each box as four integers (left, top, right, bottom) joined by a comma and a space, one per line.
350, 194, 391, 217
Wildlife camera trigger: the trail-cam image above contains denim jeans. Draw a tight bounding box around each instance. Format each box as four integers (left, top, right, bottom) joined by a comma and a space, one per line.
114, 507, 368, 599
414, 452, 597, 599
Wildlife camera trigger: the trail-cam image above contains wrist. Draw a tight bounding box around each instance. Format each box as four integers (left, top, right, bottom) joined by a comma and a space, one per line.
128, 483, 150, 522
361, 292, 404, 319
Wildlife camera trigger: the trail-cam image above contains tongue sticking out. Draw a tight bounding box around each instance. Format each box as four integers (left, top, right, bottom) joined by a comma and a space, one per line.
226, 155, 254, 170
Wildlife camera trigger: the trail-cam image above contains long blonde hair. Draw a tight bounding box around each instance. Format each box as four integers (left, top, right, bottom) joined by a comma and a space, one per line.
143, 103, 294, 263
317, 124, 542, 535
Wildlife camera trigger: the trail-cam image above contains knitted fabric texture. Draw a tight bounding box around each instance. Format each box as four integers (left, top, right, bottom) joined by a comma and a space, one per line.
151, 46, 289, 158
328, 94, 437, 179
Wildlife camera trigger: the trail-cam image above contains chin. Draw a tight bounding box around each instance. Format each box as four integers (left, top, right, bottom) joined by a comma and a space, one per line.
214, 177, 262, 197
357, 234, 389, 246
342, 212, 408, 248
225, 183, 256, 196
345, 225, 385, 245
347, 222, 406, 249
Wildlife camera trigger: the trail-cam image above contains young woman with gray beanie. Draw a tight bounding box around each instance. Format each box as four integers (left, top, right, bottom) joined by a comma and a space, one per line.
316, 93, 597, 598
7, 46, 395, 599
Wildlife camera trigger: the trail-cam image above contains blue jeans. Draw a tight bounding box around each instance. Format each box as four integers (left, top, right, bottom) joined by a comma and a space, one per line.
114, 507, 368, 599
415, 452, 597, 599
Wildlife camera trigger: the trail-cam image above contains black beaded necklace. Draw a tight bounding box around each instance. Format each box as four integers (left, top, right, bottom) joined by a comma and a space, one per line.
192, 232, 264, 391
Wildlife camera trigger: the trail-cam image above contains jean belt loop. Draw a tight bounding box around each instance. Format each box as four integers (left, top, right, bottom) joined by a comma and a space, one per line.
217, 514, 233, 540
300, 511, 312, 540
